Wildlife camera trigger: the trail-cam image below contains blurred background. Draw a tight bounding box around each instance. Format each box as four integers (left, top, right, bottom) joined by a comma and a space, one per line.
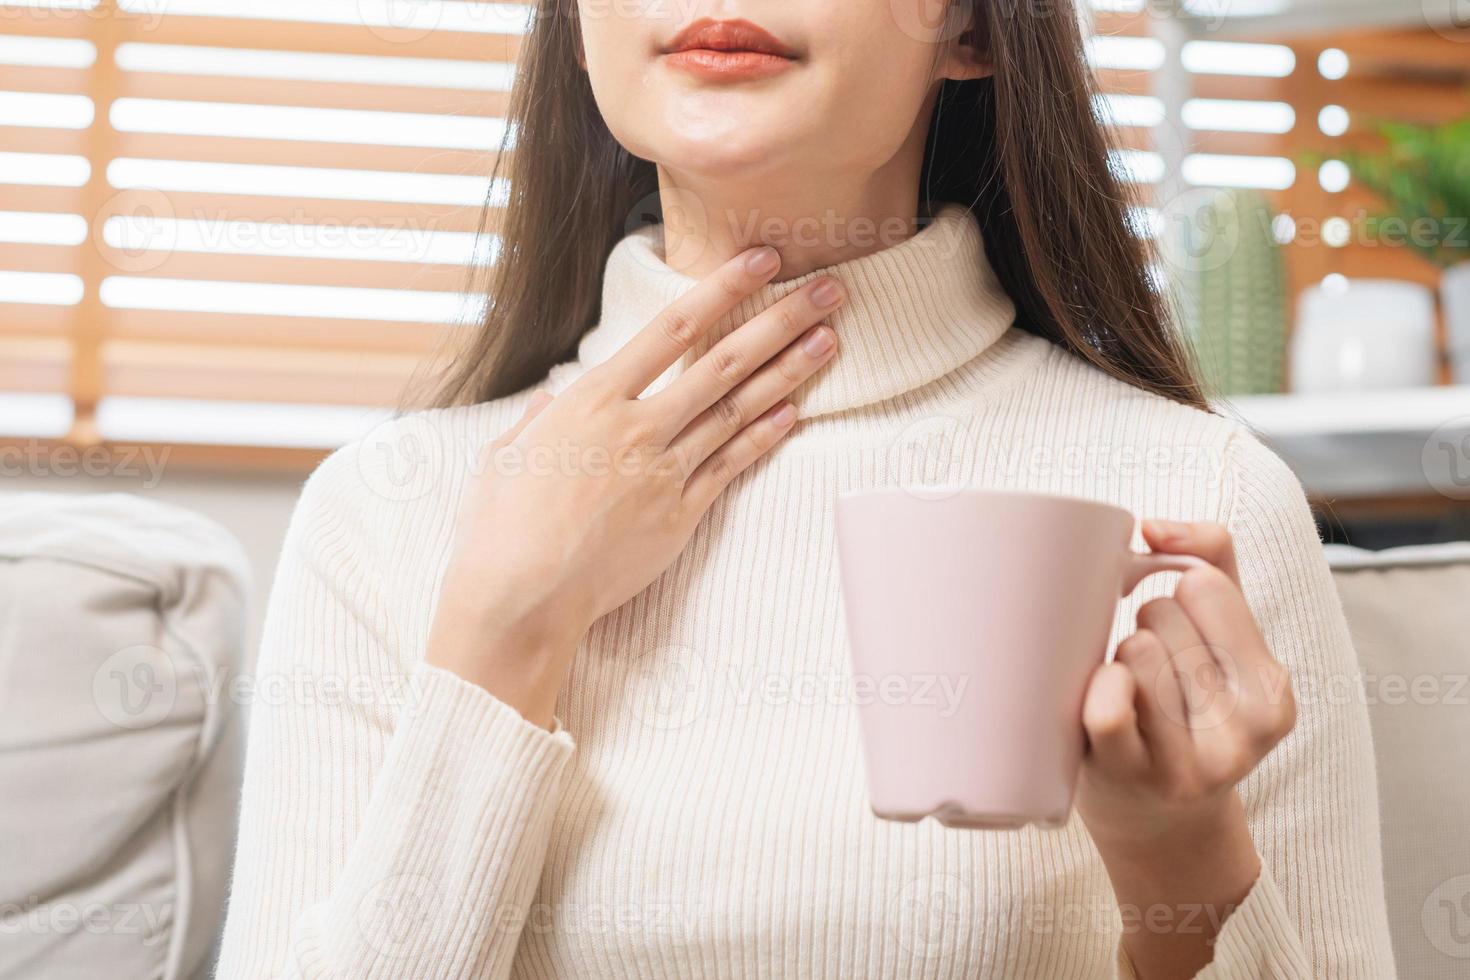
2, 4, 1469, 979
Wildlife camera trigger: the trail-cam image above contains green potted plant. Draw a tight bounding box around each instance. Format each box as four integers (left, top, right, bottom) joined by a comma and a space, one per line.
1340, 117, 1470, 383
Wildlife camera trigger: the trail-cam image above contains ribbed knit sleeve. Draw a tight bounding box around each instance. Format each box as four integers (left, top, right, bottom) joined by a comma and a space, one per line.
216, 446, 575, 980
1186, 432, 1396, 979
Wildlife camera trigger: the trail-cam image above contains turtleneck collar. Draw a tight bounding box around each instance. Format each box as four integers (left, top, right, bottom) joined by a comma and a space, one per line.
577, 202, 1017, 418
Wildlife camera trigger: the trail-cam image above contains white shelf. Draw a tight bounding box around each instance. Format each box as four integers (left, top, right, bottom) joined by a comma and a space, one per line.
1219, 387, 1470, 499
1223, 386, 1470, 439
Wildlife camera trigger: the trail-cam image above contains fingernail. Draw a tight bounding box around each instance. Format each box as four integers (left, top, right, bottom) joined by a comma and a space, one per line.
745, 246, 779, 277
772, 403, 797, 427
802, 327, 834, 357
809, 277, 843, 308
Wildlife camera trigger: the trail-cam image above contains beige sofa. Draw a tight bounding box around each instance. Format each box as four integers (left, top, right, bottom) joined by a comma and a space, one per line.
0, 492, 1464, 979
0, 494, 250, 980
1327, 543, 1470, 980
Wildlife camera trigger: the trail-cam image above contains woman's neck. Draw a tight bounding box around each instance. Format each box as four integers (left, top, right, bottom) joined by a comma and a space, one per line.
652, 162, 927, 281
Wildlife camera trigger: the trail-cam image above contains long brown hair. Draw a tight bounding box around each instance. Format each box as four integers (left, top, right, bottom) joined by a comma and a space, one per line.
430, 0, 1206, 410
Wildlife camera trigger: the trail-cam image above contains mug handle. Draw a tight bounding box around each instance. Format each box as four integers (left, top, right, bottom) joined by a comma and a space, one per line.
1120, 551, 1208, 597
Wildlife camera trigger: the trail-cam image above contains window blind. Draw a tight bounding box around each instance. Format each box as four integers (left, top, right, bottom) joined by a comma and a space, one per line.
1, 0, 519, 457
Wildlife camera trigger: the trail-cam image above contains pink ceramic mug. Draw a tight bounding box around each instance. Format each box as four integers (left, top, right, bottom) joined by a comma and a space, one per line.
834, 488, 1202, 830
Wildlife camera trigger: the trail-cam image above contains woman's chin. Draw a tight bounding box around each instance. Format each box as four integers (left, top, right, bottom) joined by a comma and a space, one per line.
642, 90, 815, 174
649, 128, 807, 186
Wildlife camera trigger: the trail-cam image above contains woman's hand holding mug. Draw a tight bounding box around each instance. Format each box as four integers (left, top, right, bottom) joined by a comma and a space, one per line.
1077, 519, 1298, 978
834, 493, 1299, 976
427, 246, 844, 728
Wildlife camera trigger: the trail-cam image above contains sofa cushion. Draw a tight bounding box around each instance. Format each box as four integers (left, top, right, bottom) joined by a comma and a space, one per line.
0, 493, 250, 980
1328, 543, 1470, 980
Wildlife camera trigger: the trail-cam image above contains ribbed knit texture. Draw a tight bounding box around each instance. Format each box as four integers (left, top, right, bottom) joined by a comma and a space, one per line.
217, 205, 1397, 979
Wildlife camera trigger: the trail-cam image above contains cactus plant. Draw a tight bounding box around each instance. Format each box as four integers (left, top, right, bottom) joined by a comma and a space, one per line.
1162, 187, 1289, 396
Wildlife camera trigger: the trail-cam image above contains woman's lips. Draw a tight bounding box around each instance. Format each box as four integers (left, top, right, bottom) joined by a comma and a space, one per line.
664, 48, 795, 80
662, 18, 798, 81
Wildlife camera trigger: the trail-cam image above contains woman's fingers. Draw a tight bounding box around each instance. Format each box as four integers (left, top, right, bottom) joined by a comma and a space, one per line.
1082, 661, 1149, 776
651, 276, 844, 434
668, 325, 836, 470
1085, 522, 1296, 828
1115, 629, 1196, 781
1139, 520, 1289, 737
1172, 570, 1296, 760
682, 401, 798, 508
596, 245, 783, 397
1136, 595, 1231, 734
1142, 519, 1240, 587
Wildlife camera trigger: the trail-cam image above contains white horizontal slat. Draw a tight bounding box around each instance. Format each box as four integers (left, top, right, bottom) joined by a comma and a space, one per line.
0, 391, 72, 438
99, 275, 483, 323
115, 42, 515, 90
96, 396, 391, 448
1182, 153, 1295, 189
1182, 41, 1296, 77
0, 34, 96, 68
1180, 0, 1291, 17
0, 269, 83, 304
0, 91, 94, 129
0, 0, 99, 9
107, 157, 504, 206
115, 0, 534, 35
1087, 36, 1164, 71
103, 215, 496, 265
110, 98, 510, 151
1095, 93, 1165, 128
1182, 98, 1295, 133
0, 210, 87, 245
0, 151, 90, 187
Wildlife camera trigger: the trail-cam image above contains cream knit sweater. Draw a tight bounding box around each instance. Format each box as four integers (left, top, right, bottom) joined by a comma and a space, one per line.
218, 204, 1396, 979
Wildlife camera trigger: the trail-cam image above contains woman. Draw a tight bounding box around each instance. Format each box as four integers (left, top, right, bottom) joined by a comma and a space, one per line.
219, 1, 1394, 977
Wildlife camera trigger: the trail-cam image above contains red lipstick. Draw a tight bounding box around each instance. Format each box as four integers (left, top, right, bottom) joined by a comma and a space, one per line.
662, 18, 798, 81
